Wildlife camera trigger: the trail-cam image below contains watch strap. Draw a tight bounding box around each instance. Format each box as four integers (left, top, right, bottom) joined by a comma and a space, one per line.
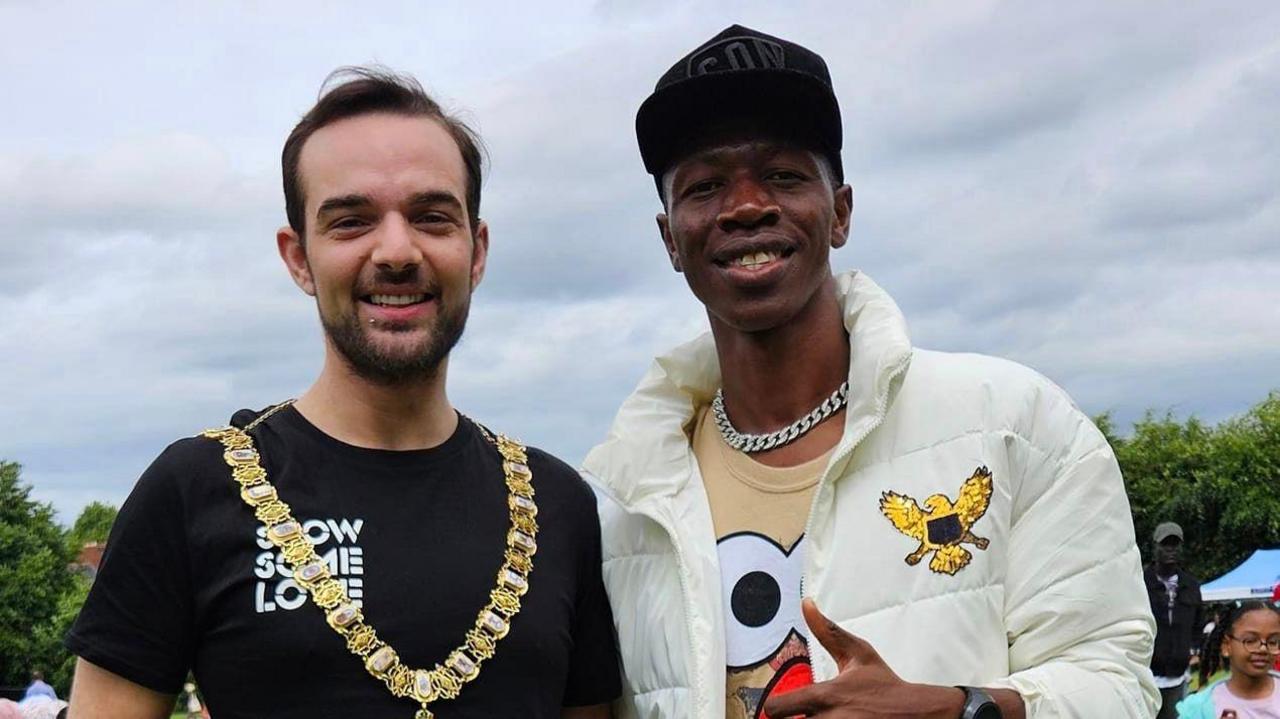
957, 686, 1001, 719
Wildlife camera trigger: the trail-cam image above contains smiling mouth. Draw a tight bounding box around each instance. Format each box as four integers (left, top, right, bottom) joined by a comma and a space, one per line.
361, 293, 432, 307
715, 248, 795, 270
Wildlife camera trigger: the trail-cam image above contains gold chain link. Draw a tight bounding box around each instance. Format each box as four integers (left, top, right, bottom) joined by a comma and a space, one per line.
203, 400, 538, 717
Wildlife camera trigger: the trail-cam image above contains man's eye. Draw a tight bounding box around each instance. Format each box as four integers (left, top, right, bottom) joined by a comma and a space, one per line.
768, 170, 804, 183
684, 180, 722, 198
414, 213, 455, 227
331, 217, 367, 230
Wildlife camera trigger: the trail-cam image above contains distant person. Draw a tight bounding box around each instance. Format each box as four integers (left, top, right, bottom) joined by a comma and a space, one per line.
1202, 607, 1222, 675
1146, 522, 1204, 718
14, 698, 68, 719
1205, 608, 1222, 639
1177, 600, 1280, 718
21, 673, 55, 702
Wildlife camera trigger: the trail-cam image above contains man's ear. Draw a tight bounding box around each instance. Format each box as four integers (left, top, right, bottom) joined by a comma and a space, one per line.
831, 184, 854, 250
277, 226, 315, 295
470, 220, 490, 289
657, 213, 682, 272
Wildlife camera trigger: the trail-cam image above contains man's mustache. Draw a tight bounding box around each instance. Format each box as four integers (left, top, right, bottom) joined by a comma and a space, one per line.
359, 266, 442, 295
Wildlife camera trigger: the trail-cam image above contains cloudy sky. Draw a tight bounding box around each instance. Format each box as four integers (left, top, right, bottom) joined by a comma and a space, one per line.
2, 1, 1277, 523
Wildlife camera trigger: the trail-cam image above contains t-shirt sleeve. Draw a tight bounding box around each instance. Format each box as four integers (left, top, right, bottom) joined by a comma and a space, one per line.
65, 439, 200, 695
561, 484, 623, 707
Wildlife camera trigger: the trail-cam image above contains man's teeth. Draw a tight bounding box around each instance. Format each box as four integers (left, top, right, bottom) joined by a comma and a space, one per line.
735, 251, 780, 268
369, 294, 425, 306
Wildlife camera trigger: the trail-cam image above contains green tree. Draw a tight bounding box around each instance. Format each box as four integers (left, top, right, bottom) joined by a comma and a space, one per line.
65, 501, 117, 556
0, 461, 76, 690
29, 573, 90, 695
1105, 391, 1280, 581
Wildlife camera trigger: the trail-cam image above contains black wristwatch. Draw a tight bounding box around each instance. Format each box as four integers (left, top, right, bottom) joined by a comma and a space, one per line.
957, 686, 1002, 719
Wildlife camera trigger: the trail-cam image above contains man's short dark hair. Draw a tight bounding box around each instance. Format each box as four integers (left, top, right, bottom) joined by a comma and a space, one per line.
282, 66, 486, 236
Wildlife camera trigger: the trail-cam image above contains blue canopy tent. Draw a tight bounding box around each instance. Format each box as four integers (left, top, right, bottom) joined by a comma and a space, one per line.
1201, 548, 1280, 602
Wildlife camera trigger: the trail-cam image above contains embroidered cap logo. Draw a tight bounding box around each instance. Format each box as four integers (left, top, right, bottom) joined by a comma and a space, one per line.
687, 36, 785, 77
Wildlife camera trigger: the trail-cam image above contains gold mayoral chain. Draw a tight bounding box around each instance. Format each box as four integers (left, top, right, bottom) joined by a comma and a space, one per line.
201, 400, 539, 719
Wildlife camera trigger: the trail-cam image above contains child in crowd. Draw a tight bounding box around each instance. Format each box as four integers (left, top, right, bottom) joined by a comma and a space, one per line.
1179, 600, 1280, 718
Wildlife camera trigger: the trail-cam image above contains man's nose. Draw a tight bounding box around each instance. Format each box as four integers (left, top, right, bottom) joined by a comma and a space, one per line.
370, 214, 423, 270
716, 176, 780, 232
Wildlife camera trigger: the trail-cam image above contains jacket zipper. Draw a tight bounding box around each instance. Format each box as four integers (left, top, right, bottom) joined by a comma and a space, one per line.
798, 353, 911, 680
586, 477, 709, 716
649, 513, 708, 715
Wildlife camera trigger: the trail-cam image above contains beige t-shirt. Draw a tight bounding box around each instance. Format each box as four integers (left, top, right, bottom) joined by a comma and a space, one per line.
691, 405, 832, 719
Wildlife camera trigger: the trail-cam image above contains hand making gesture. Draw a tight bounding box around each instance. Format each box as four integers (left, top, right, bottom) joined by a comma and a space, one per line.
762, 599, 1024, 719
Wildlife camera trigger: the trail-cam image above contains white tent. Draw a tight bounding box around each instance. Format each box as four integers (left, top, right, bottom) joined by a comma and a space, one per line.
1201, 548, 1280, 602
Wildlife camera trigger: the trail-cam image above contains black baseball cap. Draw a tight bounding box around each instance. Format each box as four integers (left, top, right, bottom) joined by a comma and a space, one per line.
636, 24, 844, 193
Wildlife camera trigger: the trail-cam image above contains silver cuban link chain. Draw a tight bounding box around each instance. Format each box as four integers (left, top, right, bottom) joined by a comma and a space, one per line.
712, 381, 850, 453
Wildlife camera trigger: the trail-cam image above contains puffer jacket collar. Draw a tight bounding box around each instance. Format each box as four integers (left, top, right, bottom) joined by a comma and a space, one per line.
584, 269, 914, 513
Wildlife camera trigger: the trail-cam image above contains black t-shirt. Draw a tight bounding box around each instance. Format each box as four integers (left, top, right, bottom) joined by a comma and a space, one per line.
68, 406, 620, 718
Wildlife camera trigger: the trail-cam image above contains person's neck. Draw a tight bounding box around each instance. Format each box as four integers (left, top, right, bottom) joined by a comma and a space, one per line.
293, 350, 458, 451
1156, 563, 1178, 579
1227, 670, 1274, 700
710, 278, 849, 466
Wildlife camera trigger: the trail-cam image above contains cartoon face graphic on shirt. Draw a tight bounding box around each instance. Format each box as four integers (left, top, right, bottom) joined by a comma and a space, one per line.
718, 531, 814, 719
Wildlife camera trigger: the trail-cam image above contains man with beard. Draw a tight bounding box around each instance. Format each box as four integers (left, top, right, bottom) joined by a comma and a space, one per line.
65, 68, 619, 719
583, 25, 1158, 718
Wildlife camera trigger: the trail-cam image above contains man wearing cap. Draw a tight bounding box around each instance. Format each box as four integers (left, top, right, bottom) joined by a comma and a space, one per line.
1144, 522, 1203, 719
583, 25, 1158, 718
63, 68, 619, 718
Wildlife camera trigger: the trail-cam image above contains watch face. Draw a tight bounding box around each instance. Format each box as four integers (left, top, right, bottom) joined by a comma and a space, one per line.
973, 702, 1002, 719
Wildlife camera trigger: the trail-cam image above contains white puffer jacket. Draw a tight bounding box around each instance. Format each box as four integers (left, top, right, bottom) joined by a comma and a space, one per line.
582, 271, 1159, 718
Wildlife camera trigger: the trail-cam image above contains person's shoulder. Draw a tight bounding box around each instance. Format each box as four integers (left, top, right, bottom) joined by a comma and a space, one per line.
143, 433, 226, 482
134, 406, 274, 494
1175, 680, 1218, 716
908, 348, 1058, 395
524, 445, 597, 507
904, 348, 1104, 458
904, 348, 1084, 424
106, 435, 223, 523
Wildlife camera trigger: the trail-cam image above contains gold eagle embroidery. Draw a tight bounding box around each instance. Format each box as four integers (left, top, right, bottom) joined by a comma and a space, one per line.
879, 466, 993, 575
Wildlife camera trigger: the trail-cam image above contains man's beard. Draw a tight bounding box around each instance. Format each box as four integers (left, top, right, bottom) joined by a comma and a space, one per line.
320, 292, 470, 386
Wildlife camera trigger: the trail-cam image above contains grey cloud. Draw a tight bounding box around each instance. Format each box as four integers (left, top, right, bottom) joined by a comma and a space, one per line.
4, 2, 1279, 524
0, 134, 279, 234
467, 34, 677, 300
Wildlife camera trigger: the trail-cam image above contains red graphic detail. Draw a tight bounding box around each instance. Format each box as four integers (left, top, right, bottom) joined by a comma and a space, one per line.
756, 656, 814, 719
769, 633, 808, 670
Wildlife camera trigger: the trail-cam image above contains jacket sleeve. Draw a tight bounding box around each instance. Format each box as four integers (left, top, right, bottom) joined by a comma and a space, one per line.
985, 377, 1160, 718
1193, 587, 1205, 646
